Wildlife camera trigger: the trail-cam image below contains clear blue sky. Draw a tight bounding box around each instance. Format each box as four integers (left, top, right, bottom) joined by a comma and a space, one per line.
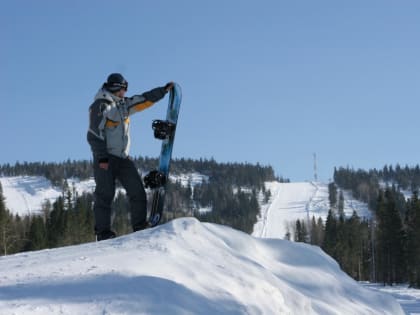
1, 0, 419, 181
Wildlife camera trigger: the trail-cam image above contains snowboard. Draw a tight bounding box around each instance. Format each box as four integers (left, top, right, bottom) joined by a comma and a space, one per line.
144, 83, 182, 227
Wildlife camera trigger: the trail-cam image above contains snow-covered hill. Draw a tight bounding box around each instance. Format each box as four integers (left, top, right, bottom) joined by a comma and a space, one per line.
0, 177, 367, 226
0, 176, 63, 216
0, 176, 96, 216
253, 181, 371, 239
0, 218, 404, 315
0, 174, 207, 216
1, 176, 418, 313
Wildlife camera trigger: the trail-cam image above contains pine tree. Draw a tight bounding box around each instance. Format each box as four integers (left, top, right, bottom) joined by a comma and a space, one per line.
322, 209, 337, 259
25, 216, 47, 251
0, 182, 6, 228
76, 193, 95, 242
264, 189, 271, 203
347, 211, 364, 280
338, 191, 345, 217
316, 217, 325, 245
0, 182, 23, 255
310, 216, 324, 246
405, 192, 420, 288
62, 193, 95, 245
0, 182, 10, 255
376, 189, 406, 284
295, 219, 308, 243
335, 214, 347, 269
46, 196, 66, 247
328, 182, 337, 209
112, 192, 131, 236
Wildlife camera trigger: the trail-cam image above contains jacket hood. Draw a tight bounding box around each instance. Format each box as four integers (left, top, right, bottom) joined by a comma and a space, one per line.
94, 87, 121, 103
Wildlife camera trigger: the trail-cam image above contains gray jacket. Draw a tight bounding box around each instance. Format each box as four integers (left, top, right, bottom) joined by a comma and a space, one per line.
87, 86, 167, 161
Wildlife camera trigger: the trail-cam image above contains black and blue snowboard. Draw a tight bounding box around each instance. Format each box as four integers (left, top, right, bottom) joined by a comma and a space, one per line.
144, 83, 182, 227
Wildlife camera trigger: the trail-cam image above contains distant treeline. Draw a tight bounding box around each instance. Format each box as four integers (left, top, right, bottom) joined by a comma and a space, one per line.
0, 157, 281, 256
333, 164, 420, 209
0, 157, 281, 188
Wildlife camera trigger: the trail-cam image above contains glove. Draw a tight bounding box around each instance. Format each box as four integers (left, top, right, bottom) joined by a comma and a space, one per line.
164, 82, 174, 92
98, 157, 109, 170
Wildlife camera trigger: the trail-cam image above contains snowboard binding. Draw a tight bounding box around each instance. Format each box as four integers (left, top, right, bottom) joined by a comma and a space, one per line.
149, 213, 161, 227
152, 120, 175, 140
144, 170, 167, 189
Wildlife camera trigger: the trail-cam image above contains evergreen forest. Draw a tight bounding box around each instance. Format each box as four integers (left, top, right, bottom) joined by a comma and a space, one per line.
293, 165, 420, 288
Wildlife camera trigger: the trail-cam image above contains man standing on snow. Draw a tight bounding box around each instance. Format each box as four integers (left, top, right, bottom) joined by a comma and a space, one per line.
87, 73, 173, 241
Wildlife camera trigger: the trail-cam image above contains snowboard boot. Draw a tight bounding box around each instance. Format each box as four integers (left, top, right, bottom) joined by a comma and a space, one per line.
133, 222, 150, 232
96, 230, 116, 241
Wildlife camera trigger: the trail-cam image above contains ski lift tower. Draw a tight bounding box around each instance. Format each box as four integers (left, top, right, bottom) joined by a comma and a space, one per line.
313, 153, 318, 182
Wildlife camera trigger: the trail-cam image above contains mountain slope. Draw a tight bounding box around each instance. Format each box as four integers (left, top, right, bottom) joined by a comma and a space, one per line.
0, 218, 403, 315
0, 174, 206, 216
0, 176, 96, 216
253, 181, 371, 239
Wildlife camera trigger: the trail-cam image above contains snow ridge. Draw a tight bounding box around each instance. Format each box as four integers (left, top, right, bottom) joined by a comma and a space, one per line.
0, 218, 404, 315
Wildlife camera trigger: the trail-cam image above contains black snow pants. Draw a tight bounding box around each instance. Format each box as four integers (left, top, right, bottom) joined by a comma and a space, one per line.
93, 155, 147, 234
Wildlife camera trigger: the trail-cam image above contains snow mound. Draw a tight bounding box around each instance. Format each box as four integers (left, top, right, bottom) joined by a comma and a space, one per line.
0, 218, 403, 315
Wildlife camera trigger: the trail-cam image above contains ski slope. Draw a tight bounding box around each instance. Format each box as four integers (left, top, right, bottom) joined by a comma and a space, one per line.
0, 218, 404, 315
253, 181, 370, 239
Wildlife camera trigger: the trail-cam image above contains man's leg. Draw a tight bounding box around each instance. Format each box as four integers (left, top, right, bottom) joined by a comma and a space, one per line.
118, 158, 148, 231
93, 158, 116, 237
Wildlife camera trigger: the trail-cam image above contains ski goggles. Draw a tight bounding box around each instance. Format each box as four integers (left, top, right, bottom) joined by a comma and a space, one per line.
107, 82, 128, 92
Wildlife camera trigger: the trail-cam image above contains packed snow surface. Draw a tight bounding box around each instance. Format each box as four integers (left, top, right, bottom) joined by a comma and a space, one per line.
361, 283, 420, 315
0, 218, 403, 315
